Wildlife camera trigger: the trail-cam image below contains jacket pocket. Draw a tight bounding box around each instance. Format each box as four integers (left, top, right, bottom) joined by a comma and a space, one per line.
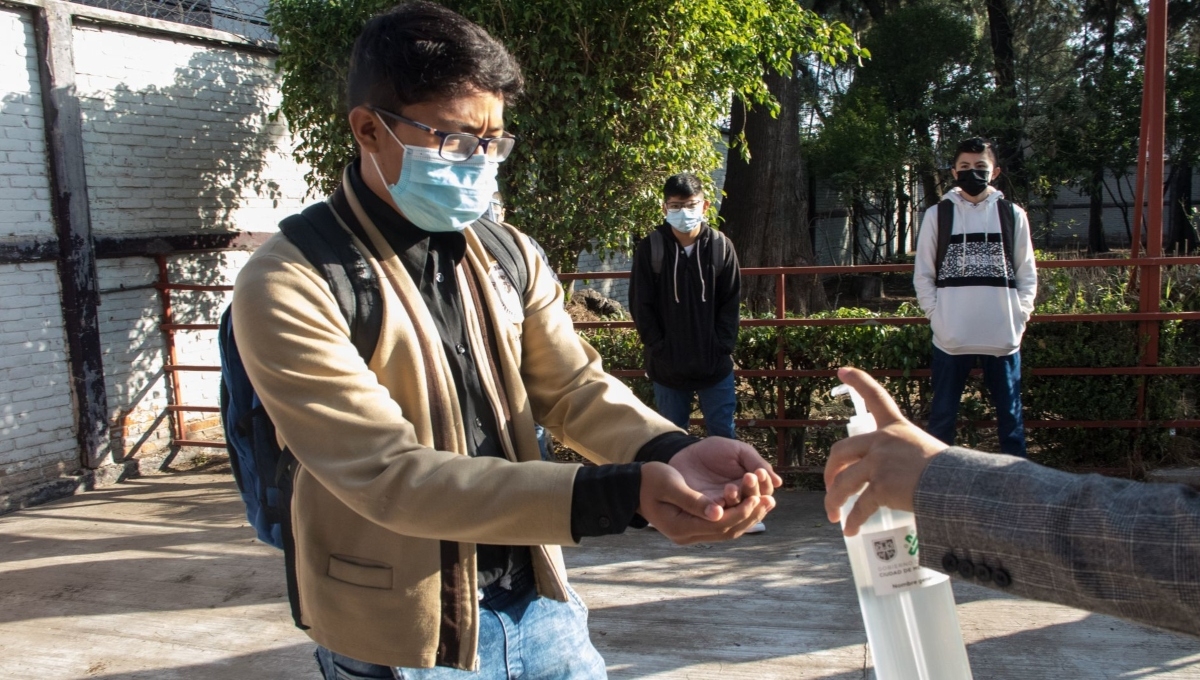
327, 554, 393, 589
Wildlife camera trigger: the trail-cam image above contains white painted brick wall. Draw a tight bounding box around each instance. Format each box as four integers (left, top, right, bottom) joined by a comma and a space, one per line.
3, 17, 314, 497
72, 23, 309, 237
97, 257, 172, 459
0, 9, 53, 239
0, 263, 78, 488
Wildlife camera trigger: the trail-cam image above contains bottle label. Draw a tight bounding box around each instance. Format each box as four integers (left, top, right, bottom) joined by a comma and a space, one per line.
861, 524, 949, 596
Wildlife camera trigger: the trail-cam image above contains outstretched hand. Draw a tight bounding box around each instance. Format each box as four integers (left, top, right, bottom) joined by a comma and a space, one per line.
669, 436, 783, 508
639, 461, 775, 545
823, 367, 947, 536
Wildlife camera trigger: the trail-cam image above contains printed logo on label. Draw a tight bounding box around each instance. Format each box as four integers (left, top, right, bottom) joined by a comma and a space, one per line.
874, 538, 896, 562
862, 524, 948, 597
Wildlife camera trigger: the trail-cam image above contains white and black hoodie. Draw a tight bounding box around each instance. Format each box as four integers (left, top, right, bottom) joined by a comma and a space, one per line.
914, 188, 1037, 356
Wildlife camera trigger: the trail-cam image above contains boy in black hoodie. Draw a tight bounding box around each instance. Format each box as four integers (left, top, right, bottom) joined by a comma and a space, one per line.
629, 173, 743, 445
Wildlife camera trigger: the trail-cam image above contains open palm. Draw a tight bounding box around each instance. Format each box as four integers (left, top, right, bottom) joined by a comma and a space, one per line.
668, 437, 781, 507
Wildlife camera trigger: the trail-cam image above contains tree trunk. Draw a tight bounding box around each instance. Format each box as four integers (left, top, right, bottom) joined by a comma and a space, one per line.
718, 64, 827, 315
913, 119, 942, 208
1167, 163, 1198, 253
985, 0, 1026, 200
1087, 164, 1110, 252
895, 172, 909, 257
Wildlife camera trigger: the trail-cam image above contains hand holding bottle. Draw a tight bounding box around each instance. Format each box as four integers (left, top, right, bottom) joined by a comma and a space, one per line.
824, 367, 949, 536
827, 366, 974, 680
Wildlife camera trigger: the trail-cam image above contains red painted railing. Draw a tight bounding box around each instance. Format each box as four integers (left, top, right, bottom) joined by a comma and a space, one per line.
560, 255, 1200, 472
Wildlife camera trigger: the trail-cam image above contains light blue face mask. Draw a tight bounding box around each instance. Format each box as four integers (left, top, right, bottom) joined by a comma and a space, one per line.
369, 114, 499, 233
665, 205, 704, 233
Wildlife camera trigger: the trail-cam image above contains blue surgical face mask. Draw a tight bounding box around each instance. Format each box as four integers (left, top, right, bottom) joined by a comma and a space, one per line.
665, 205, 704, 233
369, 113, 499, 233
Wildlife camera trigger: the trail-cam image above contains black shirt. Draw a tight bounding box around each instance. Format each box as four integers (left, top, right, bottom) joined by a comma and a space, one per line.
347, 162, 698, 586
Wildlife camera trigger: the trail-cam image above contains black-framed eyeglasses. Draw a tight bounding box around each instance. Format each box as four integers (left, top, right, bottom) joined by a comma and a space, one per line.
372, 107, 516, 162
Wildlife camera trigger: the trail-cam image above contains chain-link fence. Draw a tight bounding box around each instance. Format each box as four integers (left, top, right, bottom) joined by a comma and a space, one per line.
70, 0, 273, 42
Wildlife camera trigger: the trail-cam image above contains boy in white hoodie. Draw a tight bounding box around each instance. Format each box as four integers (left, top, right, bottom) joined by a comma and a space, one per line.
913, 137, 1037, 456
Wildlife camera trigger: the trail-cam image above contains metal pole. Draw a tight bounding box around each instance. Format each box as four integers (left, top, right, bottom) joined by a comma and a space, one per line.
1136, 0, 1168, 440
775, 273, 788, 467
1140, 0, 1167, 367
156, 255, 186, 444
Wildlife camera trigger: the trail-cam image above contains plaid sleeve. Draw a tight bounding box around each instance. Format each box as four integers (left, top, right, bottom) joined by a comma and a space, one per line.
914, 447, 1200, 637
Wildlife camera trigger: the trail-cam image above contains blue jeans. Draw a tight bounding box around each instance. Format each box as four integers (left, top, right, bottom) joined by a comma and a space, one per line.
313, 565, 606, 680
652, 372, 737, 439
928, 346, 1026, 456
533, 424, 552, 461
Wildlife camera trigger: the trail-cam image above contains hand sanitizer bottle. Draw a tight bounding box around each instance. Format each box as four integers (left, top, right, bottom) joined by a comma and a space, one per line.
832, 383, 973, 680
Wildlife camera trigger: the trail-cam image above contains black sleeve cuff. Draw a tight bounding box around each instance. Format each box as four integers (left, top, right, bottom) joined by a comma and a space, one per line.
570, 463, 643, 541
634, 431, 701, 465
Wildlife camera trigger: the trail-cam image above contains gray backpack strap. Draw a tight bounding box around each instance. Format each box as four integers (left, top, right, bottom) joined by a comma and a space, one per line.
709, 229, 727, 280
650, 230, 665, 275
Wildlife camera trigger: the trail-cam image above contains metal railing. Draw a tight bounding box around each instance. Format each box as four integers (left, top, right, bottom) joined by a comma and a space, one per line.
157, 252, 1200, 475
156, 254, 228, 450
561, 255, 1200, 473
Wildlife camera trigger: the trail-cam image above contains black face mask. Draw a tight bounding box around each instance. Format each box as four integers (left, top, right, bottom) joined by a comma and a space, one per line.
955, 168, 991, 197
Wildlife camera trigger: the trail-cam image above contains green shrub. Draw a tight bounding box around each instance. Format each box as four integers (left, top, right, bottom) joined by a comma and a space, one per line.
577, 263, 1200, 475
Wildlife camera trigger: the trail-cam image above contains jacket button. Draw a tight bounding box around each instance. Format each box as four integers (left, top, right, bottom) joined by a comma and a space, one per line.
474, 417, 483, 428
941, 553, 959, 573
456, 343, 467, 355
435, 272, 445, 283
598, 516, 611, 529
957, 558, 975, 579
973, 563, 992, 582
993, 568, 1012, 588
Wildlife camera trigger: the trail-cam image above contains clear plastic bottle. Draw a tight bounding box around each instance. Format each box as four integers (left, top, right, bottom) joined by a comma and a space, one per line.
832, 384, 973, 680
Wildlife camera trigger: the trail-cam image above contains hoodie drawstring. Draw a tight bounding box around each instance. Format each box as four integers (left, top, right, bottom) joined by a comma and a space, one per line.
672, 243, 681, 304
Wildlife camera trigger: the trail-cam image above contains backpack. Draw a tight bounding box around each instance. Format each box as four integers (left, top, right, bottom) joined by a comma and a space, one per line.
934, 197, 1016, 280
648, 228, 728, 278
217, 202, 528, 622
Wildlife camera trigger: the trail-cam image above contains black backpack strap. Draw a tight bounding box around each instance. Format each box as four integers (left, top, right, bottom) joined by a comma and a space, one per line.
472, 217, 530, 297
650, 230, 665, 275
997, 198, 1016, 269
279, 203, 382, 365
275, 452, 307, 629
934, 199, 954, 279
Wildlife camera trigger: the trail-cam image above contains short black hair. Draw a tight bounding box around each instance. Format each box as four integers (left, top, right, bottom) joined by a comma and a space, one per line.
346, 1, 524, 113
953, 137, 997, 165
663, 173, 704, 202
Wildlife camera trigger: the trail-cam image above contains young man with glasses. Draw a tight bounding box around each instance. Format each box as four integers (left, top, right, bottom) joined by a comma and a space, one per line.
231, 3, 778, 678
629, 174, 760, 533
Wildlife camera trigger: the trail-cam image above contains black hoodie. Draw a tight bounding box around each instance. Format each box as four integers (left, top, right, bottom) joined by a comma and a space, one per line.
629, 222, 741, 390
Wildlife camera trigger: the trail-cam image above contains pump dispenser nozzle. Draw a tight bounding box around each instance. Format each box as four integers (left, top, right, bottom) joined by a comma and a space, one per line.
832, 384, 877, 436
